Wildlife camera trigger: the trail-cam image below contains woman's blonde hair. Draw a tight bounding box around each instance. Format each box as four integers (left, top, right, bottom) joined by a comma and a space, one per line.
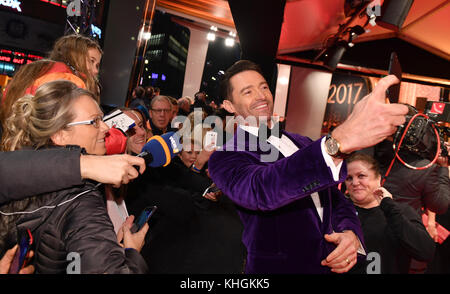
49, 34, 102, 100
0, 59, 55, 123
1, 80, 96, 151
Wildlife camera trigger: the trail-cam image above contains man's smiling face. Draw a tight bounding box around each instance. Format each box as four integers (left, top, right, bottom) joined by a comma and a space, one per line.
223, 70, 274, 123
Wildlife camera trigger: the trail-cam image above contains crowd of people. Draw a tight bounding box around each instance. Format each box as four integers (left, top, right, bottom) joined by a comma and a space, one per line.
0, 34, 449, 275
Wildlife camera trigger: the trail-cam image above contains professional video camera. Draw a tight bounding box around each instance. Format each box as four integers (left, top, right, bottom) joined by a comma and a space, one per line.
393, 101, 450, 162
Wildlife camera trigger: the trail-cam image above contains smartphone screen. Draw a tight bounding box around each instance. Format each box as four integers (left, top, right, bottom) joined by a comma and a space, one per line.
386, 52, 402, 103
131, 206, 157, 233
8, 229, 33, 274
204, 131, 217, 151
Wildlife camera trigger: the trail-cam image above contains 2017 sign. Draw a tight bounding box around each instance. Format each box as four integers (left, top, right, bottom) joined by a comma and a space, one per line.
328, 82, 364, 105
321, 73, 370, 136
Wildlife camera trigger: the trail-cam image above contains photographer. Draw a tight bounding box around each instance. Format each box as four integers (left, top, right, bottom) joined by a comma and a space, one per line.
374, 137, 449, 273
375, 139, 449, 216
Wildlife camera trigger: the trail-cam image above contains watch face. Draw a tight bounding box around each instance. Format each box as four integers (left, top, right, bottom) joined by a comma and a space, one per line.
326, 137, 339, 155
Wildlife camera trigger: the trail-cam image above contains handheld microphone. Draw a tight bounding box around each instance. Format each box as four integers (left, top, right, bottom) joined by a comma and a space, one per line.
138, 131, 182, 167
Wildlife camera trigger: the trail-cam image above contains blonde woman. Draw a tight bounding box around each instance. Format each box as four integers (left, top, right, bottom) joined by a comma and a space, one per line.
0, 80, 148, 274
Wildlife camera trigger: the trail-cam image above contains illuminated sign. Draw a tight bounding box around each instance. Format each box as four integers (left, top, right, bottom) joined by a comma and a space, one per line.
0, 62, 16, 75
0, 0, 22, 12
0, 48, 43, 67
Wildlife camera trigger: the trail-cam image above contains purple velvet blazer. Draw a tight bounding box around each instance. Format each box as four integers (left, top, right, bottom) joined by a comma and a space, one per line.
209, 127, 365, 274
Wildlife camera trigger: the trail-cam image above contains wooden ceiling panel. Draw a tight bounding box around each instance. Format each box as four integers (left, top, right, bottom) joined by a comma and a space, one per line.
156, 0, 235, 28
401, 3, 450, 58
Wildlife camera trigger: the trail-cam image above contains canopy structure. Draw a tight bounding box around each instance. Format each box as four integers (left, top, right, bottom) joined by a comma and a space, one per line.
157, 0, 450, 82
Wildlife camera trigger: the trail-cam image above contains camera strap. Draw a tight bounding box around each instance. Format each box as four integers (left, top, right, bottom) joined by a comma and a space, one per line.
382, 113, 441, 186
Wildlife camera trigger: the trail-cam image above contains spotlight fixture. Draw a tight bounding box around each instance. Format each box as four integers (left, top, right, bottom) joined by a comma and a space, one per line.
323, 40, 348, 71
347, 25, 365, 47
349, 25, 365, 38
377, 0, 414, 31
225, 37, 235, 47
207, 32, 216, 41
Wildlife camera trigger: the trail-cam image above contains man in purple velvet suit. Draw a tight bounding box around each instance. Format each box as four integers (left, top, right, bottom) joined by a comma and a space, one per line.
208, 60, 409, 274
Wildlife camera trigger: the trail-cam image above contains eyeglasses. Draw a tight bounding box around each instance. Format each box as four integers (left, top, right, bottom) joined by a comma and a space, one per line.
151, 108, 172, 114
67, 115, 104, 128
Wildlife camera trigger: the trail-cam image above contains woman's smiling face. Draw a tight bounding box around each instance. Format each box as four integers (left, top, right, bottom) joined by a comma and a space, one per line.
345, 160, 381, 208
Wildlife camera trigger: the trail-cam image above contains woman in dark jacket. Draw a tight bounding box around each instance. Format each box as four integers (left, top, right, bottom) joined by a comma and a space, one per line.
345, 153, 435, 274
0, 81, 148, 274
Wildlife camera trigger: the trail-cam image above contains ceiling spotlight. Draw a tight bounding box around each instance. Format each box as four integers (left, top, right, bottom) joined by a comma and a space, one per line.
349, 25, 365, 38
225, 37, 235, 47
210, 26, 218, 32
207, 32, 216, 41
323, 40, 348, 71
229, 31, 236, 38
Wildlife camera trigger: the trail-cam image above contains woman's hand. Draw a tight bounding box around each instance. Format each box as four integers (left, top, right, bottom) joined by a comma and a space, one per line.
372, 187, 392, 204
425, 210, 439, 242
204, 191, 222, 202
117, 215, 149, 253
0, 245, 35, 274
436, 142, 449, 167
194, 144, 216, 170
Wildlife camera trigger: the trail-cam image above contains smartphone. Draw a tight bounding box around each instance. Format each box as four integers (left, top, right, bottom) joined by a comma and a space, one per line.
204, 131, 218, 150
103, 110, 136, 133
131, 206, 157, 233
8, 229, 33, 274
203, 184, 221, 196
386, 52, 402, 103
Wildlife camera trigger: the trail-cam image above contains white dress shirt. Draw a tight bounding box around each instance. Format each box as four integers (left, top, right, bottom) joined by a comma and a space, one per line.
240, 125, 365, 255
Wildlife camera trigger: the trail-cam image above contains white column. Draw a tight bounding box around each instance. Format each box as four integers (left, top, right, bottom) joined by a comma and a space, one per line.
285, 66, 332, 140
273, 63, 292, 117
182, 28, 209, 99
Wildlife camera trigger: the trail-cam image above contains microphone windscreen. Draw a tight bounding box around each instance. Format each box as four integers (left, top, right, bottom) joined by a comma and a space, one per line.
141, 132, 182, 167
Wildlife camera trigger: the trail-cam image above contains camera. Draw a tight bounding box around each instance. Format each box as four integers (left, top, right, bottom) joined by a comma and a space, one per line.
393, 101, 450, 161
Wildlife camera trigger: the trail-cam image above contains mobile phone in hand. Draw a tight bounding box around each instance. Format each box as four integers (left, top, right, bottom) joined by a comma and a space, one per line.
386, 52, 402, 103
203, 184, 221, 196
131, 206, 157, 233
204, 131, 217, 150
8, 229, 33, 274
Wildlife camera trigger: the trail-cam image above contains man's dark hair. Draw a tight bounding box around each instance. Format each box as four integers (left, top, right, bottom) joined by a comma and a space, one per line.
145, 86, 154, 99
133, 86, 145, 99
194, 91, 206, 101
219, 60, 264, 102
